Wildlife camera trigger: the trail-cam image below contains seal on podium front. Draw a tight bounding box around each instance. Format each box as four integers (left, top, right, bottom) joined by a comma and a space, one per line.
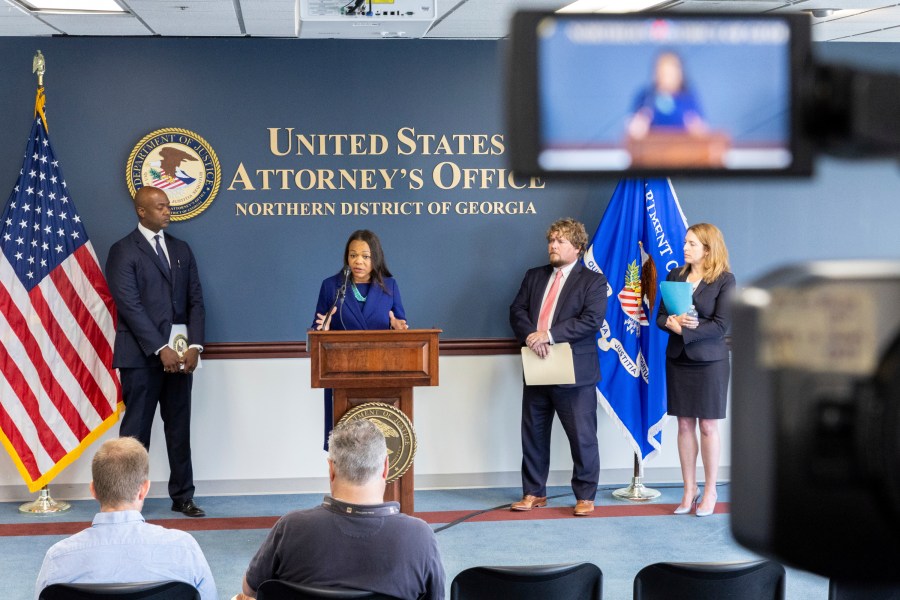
337, 402, 417, 483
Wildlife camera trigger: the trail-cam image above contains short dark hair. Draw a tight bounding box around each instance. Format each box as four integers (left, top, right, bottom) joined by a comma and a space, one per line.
91, 437, 149, 507
343, 230, 393, 291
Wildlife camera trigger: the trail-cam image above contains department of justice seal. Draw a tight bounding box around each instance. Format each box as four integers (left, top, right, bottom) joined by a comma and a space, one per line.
337, 402, 417, 483
171, 333, 189, 359
126, 128, 221, 221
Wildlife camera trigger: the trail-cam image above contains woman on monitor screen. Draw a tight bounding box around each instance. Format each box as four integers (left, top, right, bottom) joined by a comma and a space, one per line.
627, 51, 708, 140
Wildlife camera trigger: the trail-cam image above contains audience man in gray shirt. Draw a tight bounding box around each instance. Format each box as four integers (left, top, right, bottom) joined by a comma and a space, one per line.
240, 419, 445, 599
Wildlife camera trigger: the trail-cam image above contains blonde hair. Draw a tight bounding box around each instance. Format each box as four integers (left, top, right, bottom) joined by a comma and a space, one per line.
546, 218, 588, 255
91, 437, 149, 508
681, 223, 730, 284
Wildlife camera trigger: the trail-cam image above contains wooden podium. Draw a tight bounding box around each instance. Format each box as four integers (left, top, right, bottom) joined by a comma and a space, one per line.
308, 329, 440, 514
627, 130, 731, 168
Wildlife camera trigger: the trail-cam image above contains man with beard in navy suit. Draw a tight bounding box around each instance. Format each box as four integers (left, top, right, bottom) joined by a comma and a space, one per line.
510, 218, 608, 517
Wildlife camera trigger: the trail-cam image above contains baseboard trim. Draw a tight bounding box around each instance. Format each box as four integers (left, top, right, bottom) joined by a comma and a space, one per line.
0, 468, 730, 502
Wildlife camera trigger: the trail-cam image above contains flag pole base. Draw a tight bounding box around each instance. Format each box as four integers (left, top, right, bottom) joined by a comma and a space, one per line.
611, 477, 661, 503
19, 486, 71, 514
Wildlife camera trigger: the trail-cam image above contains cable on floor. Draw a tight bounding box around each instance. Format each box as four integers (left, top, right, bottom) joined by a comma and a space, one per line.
431, 482, 727, 533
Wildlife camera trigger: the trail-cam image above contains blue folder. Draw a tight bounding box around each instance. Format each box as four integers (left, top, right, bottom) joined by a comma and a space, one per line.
660, 281, 694, 315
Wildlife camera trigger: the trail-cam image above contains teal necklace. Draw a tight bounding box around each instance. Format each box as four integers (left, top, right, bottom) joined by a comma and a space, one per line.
351, 282, 367, 302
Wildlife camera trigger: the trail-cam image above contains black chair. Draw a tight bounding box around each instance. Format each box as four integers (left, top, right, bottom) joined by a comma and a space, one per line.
39, 581, 199, 600
633, 560, 785, 600
829, 579, 900, 599
450, 562, 603, 600
256, 580, 401, 600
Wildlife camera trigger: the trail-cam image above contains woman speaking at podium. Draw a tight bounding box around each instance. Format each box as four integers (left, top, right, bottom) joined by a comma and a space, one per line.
626, 51, 708, 140
311, 229, 408, 447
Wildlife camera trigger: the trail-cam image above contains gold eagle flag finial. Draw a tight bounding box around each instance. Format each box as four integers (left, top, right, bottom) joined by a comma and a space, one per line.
32, 50, 48, 131
33, 50, 45, 87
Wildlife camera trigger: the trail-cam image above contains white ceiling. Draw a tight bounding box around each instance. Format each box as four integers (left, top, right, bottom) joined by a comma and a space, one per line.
0, 0, 898, 41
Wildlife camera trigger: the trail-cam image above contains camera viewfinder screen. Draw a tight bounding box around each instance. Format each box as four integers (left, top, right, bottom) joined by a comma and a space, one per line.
536, 16, 795, 173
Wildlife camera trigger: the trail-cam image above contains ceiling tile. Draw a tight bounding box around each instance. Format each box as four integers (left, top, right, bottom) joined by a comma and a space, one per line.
0, 3, 57, 34
242, 0, 297, 37
128, 0, 241, 35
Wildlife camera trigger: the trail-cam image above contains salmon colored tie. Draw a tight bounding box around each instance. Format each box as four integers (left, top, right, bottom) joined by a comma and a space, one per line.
537, 270, 562, 331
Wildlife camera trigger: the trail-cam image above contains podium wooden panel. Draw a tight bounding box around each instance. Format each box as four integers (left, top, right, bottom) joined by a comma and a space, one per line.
309, 329, 440, 514
627, 130, 731, 168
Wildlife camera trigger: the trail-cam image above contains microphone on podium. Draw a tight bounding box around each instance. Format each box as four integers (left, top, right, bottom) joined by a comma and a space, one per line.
321, 267, 352, 331
338, 266, 351, 299
335, 266, 351, 329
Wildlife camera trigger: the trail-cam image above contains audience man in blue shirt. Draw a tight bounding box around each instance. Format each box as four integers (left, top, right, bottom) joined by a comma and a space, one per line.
34, 436, 217, 599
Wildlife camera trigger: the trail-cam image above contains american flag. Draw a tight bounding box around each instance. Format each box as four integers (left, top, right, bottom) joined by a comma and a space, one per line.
0, 90, 121, 492
150, 168, 194, 190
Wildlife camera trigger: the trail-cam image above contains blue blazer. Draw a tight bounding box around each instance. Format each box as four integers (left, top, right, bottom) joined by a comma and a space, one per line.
106, 228, 205, 368
312, 273, 405, 331
509, 262, 608, 387
656, 268, 735, 362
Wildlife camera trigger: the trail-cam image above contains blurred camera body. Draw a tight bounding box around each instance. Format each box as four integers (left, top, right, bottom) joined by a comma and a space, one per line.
506, 9, 900, 578
731, 261, 900, 580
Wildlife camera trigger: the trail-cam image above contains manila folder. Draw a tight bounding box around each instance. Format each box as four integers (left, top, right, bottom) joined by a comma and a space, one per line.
521, 342, 576, 386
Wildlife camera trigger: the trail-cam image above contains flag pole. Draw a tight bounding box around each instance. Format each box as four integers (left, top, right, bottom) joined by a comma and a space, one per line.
17, 51, 71, 516
612, 452, 661, 502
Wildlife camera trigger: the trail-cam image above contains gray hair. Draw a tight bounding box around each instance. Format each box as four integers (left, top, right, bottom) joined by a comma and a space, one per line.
328, 419, 388, 485
91, 437, 149, 507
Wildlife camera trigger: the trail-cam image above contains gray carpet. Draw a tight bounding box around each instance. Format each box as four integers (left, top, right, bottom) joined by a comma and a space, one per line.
3, 484, 829, 600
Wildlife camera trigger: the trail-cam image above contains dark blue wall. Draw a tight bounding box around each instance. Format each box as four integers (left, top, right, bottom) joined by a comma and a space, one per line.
0, 38, 897, 341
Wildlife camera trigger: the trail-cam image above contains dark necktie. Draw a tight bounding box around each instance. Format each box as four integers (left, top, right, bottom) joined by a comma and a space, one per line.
154, 234, 170, 275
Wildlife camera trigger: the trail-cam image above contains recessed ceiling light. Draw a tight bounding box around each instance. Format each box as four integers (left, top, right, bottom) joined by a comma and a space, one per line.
19, 0, 126, 13
556, 0, 665, 13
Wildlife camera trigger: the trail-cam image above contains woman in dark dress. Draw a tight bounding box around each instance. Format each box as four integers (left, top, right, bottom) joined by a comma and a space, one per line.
311, 230, 408, 447
657, 223, 734, 517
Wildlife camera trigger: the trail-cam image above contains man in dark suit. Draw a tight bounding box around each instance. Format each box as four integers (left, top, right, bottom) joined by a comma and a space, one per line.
106, 186, 206, 517
509, 218, 608, 516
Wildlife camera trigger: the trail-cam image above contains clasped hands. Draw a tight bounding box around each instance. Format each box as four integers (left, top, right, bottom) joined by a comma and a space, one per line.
314, 308, 408, 331
526, 330, 551, 359
665, 313, 699, 335
160, 346, 199, 374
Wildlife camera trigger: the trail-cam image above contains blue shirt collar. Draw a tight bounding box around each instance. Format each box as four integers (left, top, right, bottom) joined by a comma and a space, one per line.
91, 510, 145, 526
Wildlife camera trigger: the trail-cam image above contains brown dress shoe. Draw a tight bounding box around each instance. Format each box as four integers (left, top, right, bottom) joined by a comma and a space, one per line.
511, 495, 548, 511
573, 500, 595, 516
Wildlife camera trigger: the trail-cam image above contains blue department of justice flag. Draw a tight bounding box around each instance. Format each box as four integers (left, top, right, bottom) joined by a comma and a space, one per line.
584, 179, 687, 462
